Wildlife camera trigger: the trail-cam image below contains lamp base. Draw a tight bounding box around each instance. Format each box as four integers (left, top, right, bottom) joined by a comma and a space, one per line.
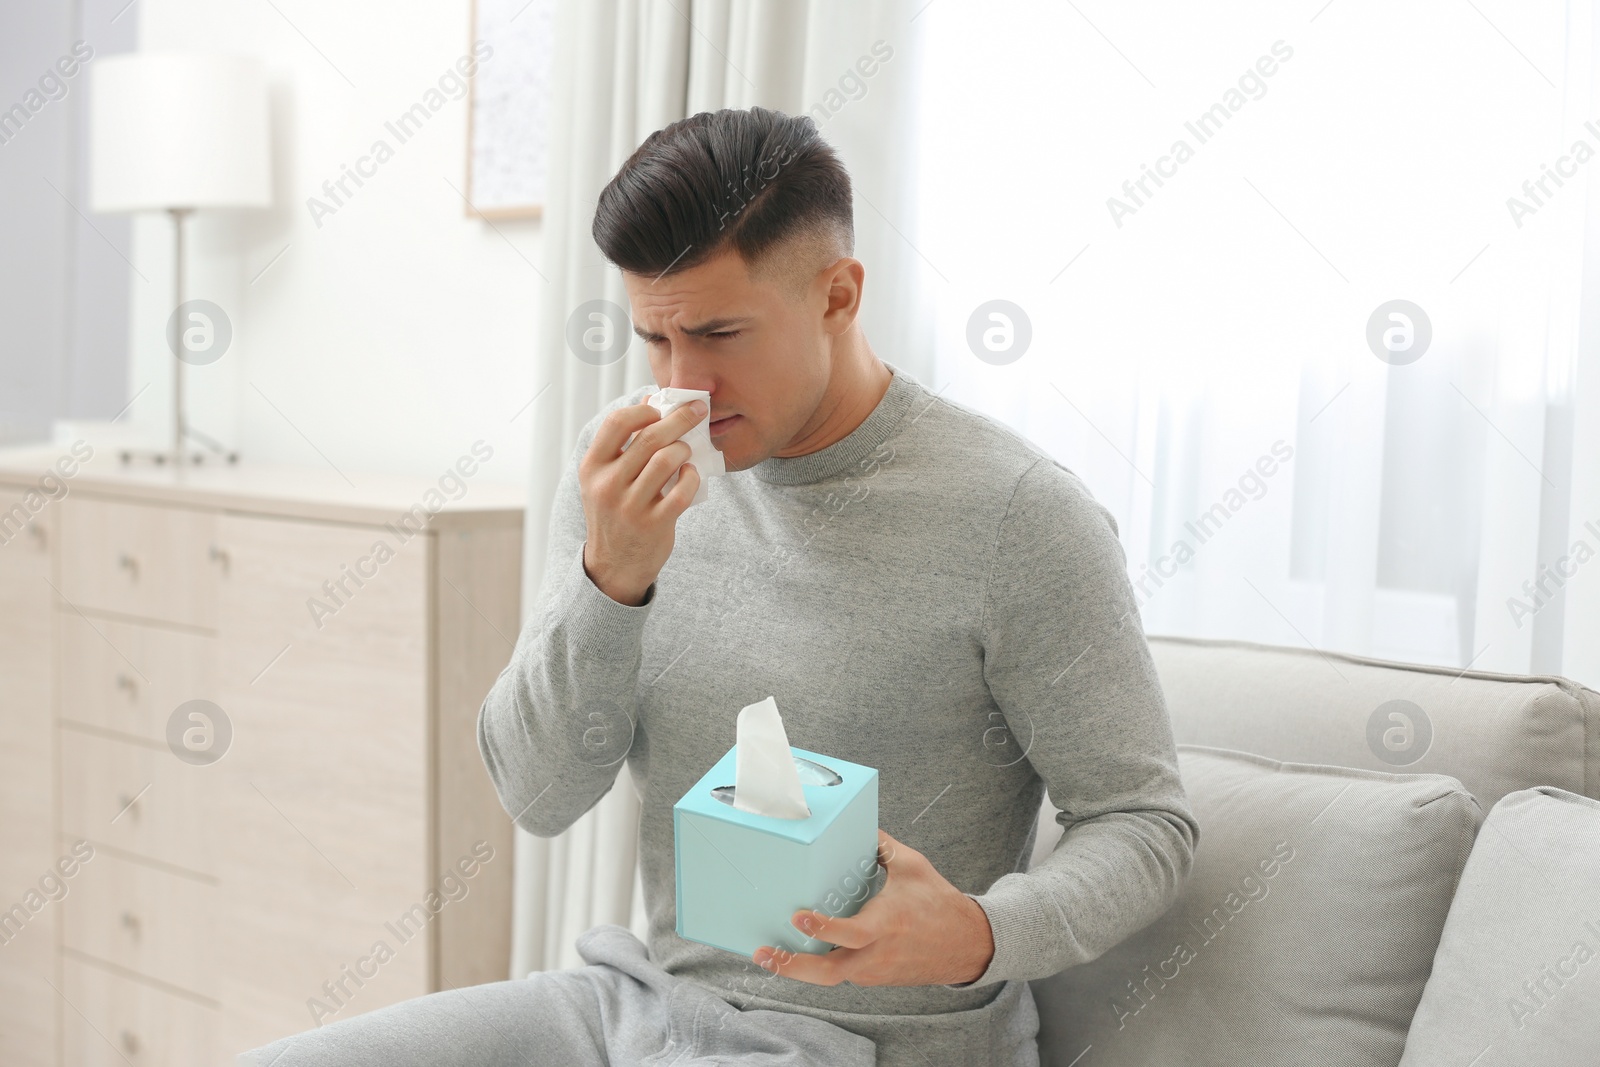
119, 425, 239, 466
118, 447, 240, 467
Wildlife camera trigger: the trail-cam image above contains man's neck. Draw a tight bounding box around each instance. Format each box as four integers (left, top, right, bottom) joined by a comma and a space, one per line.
771, 339, 892, 459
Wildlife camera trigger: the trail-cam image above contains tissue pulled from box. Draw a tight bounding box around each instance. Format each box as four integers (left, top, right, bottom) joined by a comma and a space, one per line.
732, 696, 811, 819
645, 387, 726, 507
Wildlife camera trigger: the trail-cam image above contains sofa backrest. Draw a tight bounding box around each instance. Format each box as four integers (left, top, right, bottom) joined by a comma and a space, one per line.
1145, 635, 1600, 808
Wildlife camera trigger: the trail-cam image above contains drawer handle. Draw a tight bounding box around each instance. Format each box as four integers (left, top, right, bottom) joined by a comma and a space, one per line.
120, 910, 142, 938
209, 544, 230, 572
117, 553, 140, 580
116, 673, 139, 699
26, 521, 46, 549
120, 1029, 141, 1055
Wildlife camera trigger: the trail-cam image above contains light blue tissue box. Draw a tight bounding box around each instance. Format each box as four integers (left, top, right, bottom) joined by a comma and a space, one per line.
674, 744, 880, 957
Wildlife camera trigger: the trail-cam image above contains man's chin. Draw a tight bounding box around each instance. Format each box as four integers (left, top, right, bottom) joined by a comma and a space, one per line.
713, 450, 756, 475
710, 435, 770, 475
707, 425, 758, 474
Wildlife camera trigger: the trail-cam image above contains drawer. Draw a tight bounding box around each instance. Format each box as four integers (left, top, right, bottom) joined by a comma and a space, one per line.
62, 958, 216, 1067
63, 848, 216, 996
59, 496, 220, 628
61, 730, 218, 876
58, 612, 215, 741
0, 478, 54, 567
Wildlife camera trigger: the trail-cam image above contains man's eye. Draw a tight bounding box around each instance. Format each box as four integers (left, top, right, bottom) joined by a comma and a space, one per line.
709, 330, 741, 340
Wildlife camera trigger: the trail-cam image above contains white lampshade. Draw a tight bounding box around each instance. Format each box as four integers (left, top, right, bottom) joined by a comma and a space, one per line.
89, 52, 271, 213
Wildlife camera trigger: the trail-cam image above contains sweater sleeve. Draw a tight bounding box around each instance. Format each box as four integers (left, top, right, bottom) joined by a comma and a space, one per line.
477, 394, 656, 839
944, 456, 1200, 988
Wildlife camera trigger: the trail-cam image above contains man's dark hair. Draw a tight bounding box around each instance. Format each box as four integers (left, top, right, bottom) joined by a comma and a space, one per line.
592, 106, 854, 292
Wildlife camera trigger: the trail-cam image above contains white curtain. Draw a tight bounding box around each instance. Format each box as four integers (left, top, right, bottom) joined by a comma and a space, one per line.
513, 0, 930, 977
909, 0, 1600, 687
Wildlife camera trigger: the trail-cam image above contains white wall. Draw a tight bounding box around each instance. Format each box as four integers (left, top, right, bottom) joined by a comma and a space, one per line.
126, 0, 542, 486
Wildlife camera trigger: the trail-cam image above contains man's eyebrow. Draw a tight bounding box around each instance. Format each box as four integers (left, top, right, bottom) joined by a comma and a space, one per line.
632, 316, 751, 341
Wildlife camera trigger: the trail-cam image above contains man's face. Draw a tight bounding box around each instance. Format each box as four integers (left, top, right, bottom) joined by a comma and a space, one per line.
622, 246, 842, 473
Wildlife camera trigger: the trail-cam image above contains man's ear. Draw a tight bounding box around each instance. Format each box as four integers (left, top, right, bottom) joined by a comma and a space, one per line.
818, 257, 864, 335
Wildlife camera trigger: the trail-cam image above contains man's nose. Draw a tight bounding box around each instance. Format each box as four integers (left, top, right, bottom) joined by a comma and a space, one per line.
664, 359, 715, 395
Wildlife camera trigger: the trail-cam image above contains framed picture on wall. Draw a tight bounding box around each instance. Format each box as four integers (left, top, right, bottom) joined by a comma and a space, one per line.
466, 0, 555, 219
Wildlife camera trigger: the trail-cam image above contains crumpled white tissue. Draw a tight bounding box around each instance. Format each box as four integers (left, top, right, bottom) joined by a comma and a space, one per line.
733, 695, 811, 820
646, 387, 726, 507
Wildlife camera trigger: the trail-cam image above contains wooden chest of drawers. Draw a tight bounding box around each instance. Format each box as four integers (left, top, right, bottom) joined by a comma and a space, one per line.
0, 445, 524, 1064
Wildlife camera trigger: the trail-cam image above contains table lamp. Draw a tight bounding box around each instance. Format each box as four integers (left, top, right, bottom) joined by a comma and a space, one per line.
89, 52, 271, 465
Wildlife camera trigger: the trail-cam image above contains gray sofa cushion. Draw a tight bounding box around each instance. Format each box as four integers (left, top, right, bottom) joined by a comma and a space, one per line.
1397, 786, 1600, 1066
1148, 635, 1600, 809
1032, 745, 1482, 1067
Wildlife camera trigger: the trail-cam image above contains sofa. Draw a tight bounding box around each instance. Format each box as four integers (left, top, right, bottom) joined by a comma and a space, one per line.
1028, 634, 1600, 1067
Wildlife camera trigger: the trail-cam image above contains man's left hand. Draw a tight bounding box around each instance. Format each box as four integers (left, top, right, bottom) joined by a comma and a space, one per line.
751, 829, 995, 986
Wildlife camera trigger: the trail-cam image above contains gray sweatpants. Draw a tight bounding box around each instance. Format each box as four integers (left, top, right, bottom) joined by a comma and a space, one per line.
239, 923, 878, 1066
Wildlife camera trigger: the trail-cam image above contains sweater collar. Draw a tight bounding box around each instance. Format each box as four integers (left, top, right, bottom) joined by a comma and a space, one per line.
750, 362, 920, 486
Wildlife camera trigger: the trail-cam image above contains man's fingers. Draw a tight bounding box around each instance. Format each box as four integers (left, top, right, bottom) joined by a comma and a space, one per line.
756, 943, 855, 986
591, 402, 663, 462
878, 828, 911, 868
612, 400, 708, 482
651, 459, 701, 517
791, 908, 874, 949
592, 398, 702, 455
625, 441, 693, 510
670, 397, 710, 431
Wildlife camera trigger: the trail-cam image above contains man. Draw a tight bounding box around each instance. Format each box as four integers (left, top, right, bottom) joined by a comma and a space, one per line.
241, 106, 1197, 1067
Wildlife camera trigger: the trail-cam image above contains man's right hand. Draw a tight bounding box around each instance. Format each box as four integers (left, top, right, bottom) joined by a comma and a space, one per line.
578, 397, 709, 606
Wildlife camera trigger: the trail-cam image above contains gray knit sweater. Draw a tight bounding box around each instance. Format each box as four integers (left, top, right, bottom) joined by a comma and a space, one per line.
478, 361, 1199, 1062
